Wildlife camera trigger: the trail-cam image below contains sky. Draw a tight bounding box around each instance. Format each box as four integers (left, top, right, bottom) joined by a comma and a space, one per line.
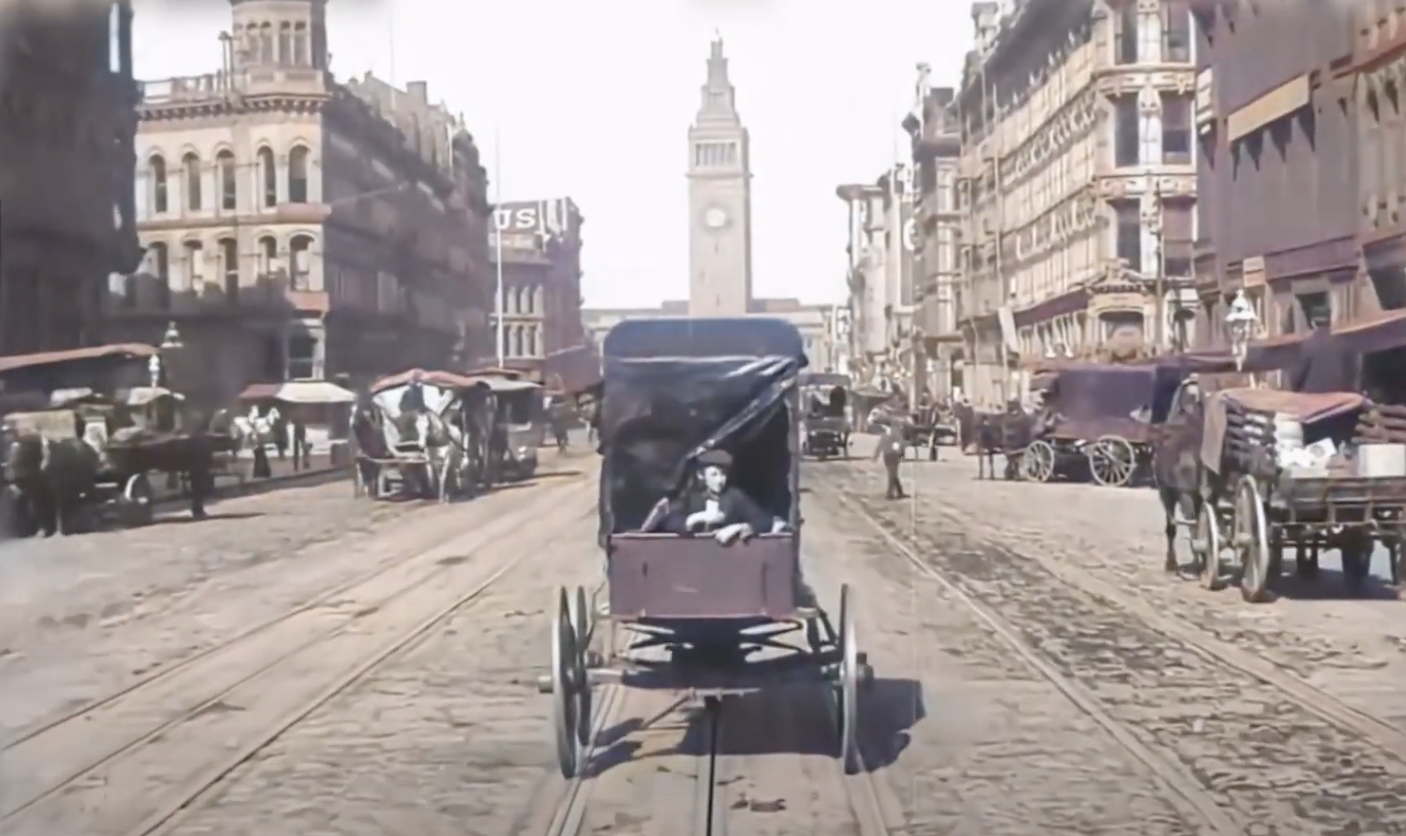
132, 0, 975, 310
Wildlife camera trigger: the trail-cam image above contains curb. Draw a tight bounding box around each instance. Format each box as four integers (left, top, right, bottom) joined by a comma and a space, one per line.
154, 466, 348, 510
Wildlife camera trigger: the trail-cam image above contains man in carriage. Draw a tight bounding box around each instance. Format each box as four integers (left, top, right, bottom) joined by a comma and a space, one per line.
642, 448, 785, 544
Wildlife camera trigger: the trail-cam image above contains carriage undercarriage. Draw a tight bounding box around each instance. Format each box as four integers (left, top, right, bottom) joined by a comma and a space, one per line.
538, 581, 874, 778
1175, 473, 1406, 601
1019, 434, 1142, 487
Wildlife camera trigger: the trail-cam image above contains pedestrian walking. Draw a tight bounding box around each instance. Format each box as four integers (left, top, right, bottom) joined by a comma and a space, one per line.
871, 418, 908, 500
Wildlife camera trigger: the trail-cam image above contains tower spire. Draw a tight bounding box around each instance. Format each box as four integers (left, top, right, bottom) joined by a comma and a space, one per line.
698, 33, 737, 122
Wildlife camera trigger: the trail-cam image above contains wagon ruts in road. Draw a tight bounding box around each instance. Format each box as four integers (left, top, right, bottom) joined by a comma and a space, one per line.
535, 316, 875, 778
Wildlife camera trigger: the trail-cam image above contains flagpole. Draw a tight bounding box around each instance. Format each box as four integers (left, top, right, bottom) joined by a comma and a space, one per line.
494, 126, 506, 367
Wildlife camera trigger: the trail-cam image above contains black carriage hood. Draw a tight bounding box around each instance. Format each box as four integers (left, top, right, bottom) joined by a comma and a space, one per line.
598, 318, 806, 539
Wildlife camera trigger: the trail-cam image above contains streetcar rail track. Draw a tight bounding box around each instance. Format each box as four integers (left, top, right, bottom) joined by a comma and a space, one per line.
1, 473, 585, 755
3, 485, 595, 836
834, 490, 1244, 835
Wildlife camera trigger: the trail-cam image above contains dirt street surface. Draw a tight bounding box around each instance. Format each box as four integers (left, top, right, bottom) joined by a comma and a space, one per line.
810, 449, 1406, 835
9, 436, 1404, 836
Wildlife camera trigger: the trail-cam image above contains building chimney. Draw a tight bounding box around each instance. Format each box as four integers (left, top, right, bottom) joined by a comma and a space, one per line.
407, 81, 427, 102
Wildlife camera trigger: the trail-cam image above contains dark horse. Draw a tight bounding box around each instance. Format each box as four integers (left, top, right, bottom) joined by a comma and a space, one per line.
953, 402, 1034, 480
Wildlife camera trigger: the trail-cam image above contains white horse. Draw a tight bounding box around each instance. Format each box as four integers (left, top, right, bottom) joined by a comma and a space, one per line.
371, 383, 469, 501
230, 405, 282, 457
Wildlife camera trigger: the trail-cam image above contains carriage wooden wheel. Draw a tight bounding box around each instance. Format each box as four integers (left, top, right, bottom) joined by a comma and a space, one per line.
1233, 476, 1272, 603
834, 583, 861, 774
121, 473, 155, 526
1021, 439, 1056, 483
1195, 500, 1224, 591
1087, 436, 1136, 487
549, 586, 584, 777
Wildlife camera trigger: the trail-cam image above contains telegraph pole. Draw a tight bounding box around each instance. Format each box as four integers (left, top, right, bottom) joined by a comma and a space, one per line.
493, 126, 506, 367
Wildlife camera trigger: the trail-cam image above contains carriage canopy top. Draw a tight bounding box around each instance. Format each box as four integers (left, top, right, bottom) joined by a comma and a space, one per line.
1216, 387, 1368, 423
598, 317, 807, 533
0, 343, 159, 373
239, 379, 356, 404
368, 368, 489, 395
1045, 362, 1187, 440
799, 372, 851, 388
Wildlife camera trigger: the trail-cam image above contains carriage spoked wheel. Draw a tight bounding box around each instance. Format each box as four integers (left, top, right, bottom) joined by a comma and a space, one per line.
549, 586, 583, 777
1087, 436, 1136, 487
122, 473, 155, 526
569, 585, 594, 747
835, 583, 861, 774
1195, 500, 1225, 591
1021, 439, 1056, 483
1233, 476, 1272, 603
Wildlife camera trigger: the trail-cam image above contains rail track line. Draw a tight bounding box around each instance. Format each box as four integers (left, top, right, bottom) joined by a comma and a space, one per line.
832, 469, 1406, 832
3, 483, 595, 836
835, 490, 1244, 835
1, 473, 584, 755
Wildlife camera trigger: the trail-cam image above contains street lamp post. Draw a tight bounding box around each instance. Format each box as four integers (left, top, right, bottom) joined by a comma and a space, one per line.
493, 128, 506, 369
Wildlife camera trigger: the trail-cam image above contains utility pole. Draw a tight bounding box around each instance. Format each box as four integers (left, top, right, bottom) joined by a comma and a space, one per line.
493, 126, 506, 368
1150, 181, 1166, 353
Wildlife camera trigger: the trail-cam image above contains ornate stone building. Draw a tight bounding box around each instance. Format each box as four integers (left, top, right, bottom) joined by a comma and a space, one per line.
0, 0, 141, 354
957, 0, 1197, 406
109, 0, 492, 403
489, 198, 590, 388
904, 66, 963, 399
687, 37, 754, 317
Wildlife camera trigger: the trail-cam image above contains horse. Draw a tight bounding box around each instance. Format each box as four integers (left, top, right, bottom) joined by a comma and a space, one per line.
954, 401, 1034, 480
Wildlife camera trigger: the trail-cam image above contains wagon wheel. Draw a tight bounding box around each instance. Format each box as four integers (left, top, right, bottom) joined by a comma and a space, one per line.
122, 473, 155, 526
1195, 500, 1225, 591
835, 584, 860, 774
1391, 538, 1405, 587
1233, 476, 1272, 603
1087, 436, 1136, 487
569, 585, 594, 746
549, 586, 581, 777
1021, 439, 1056, 483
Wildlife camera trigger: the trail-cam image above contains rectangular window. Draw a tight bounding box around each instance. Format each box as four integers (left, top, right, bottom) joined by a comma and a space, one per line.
1162, 95, 1192, 164
1163, 0, 1192, 62
1115, 3, 1138, 64
1140, 113, 1160, 165
1115, 97, 1140, 166
1115, 202, 1142, 271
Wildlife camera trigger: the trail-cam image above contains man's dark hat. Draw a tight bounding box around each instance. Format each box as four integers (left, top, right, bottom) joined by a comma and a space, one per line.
697, 448, 733, 468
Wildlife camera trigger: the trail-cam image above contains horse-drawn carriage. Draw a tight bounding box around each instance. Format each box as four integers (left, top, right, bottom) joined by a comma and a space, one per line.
2, 386, 226, 535
799, 371, 850, 459
351, 369, 495, 501
1019, 362, 1186, 486
478, 374, 545, 480
538, 317, 872, 777
1155, 383, 1406, 600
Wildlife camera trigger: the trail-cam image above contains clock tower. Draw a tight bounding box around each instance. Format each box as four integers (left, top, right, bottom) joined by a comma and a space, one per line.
687, 36, 753, 317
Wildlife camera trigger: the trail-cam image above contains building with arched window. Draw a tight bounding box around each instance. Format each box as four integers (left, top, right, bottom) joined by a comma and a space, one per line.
107, 0, 493, 405
488, 198, 589, 388
0, 0, 140, 354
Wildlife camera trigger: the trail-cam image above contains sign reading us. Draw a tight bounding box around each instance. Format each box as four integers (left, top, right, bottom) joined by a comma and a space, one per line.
495, 203, 544, 232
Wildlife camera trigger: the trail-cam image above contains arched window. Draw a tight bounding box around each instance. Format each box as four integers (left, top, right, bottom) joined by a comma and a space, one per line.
181, 239, 203, 293
533, 285, 545, 315
219, 237, 239, 301
182, 152, 202, 211
257, 235, 278, 278
258, 147, 277, 207
293, 22, 308, 65
148, 242, 170, 308
148, 154, 167, 214
217, 150, 236, 211
287, 146, 309, 203
526, 325, 538, 357
511, 326, 523, 357
277, 22, 291, 64
289, 234, 314, 289
258, 23, 273, 63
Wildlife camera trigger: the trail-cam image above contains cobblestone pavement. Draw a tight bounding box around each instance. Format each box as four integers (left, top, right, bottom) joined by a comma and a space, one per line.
0, 450, 581, 738
1, 457, 594, 836
812, 452, 1406, 835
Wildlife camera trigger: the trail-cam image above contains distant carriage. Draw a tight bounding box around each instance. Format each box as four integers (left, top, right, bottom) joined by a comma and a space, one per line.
799, 371, 850, 459
477, 374, 546, 482
351, 369, 494, 501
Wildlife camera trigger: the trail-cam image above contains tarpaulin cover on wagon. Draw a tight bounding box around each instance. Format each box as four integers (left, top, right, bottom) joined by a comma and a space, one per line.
598, 317, 806, 538
1046, 362, 1184, 441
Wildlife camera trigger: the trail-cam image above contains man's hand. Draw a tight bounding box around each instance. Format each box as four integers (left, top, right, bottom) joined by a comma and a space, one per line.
686, 507, 726, 530
714, 522, 753, 545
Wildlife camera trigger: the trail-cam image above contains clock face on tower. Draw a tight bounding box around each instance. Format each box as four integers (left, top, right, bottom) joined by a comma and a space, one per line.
704, 207, 729, 230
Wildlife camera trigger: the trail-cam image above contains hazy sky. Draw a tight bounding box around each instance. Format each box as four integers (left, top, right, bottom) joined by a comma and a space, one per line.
133, 0, 974, 309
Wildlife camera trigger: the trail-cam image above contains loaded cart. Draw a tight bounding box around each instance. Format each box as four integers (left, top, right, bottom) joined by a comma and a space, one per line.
1182, 387, 1406, 601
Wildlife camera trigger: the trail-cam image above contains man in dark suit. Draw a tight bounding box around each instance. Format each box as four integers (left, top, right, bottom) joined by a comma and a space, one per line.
646, 449, 784, 544
1289, 309, 1360, 394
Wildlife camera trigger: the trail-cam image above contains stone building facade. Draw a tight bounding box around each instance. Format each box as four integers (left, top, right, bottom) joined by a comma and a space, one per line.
904, 67, 963, 399
110, 0, 493, 404
957, 0, 1198, 406
1190, 0, 1406, 353
0, 0, 141, 355
489, 198, 589, 386
837, 166, 917, 390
